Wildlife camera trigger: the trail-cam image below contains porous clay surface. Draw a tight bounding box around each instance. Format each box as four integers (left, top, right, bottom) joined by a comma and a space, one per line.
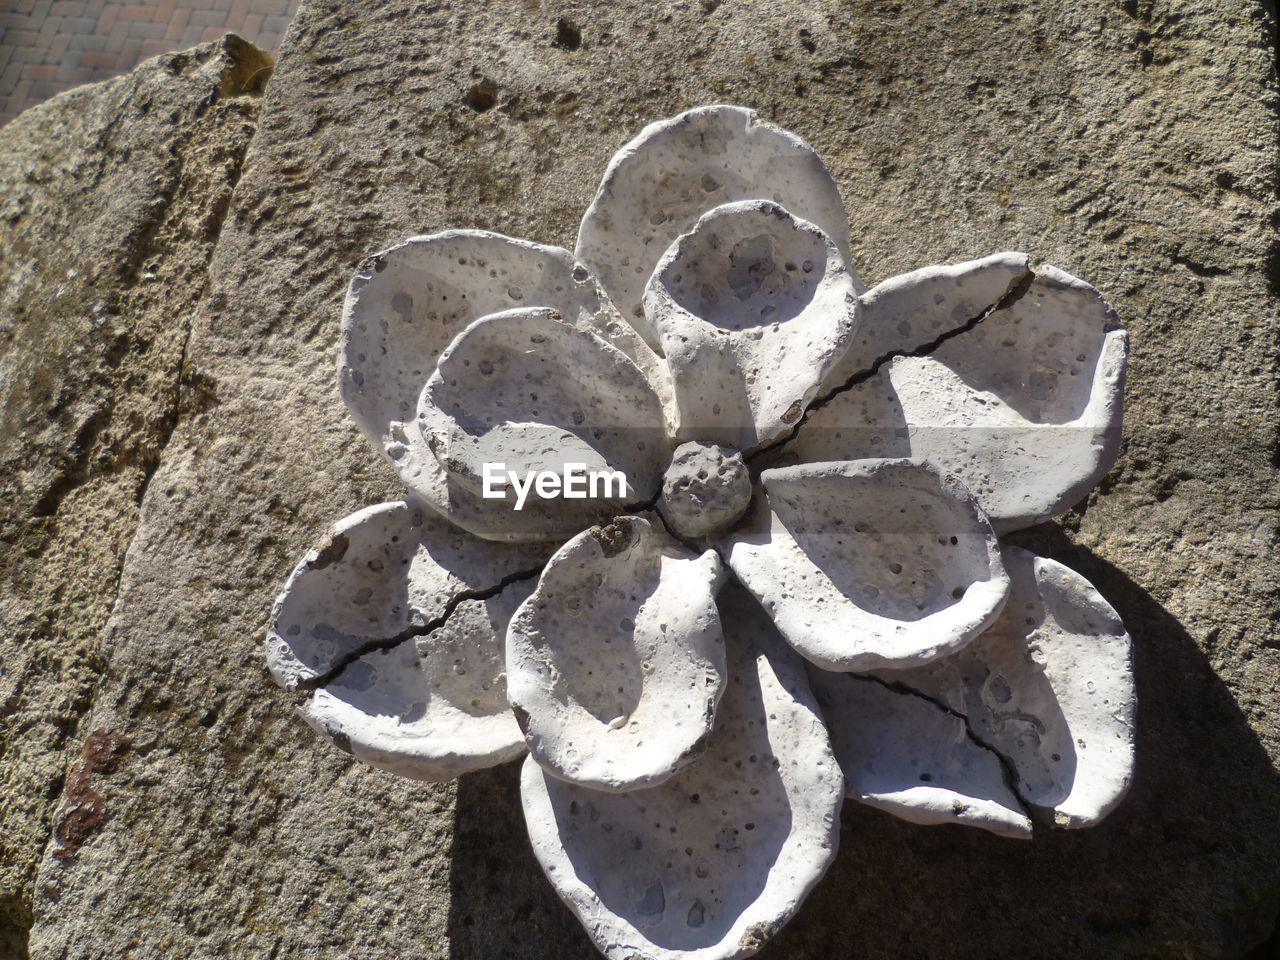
520, 585, 842, 960
267, 500, 545, 779
303, 584, 533, 780
791, 262, 1128, 533
506, 516, 725, 792
807, 669, 1033, 839
872, 546, 1135, 828
576, 105, 856, 349
727, 460, 1009, 671
646, 200, 856, 452
658, 442, 752, 540
418, 307, 668, 541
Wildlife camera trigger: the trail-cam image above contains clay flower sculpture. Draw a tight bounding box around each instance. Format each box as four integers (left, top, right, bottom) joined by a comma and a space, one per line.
267, 106, 1135, 959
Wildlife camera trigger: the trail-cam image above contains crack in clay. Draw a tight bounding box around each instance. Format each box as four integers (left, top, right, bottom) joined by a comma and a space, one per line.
849, 672, 1036, 819
301, 564, 547, 690
748, 265, 1037, 465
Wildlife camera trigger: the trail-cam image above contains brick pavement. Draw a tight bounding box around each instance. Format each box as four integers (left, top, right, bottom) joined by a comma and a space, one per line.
1, 0, 298, 125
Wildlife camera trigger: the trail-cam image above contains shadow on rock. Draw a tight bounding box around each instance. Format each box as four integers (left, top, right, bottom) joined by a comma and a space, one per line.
449, 527, 1279, 960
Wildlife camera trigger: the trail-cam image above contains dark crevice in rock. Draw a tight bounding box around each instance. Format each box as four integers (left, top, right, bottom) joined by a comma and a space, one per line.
748, 265, 1036, 465
301, 564, 547, 691
849, 671, 1036, 820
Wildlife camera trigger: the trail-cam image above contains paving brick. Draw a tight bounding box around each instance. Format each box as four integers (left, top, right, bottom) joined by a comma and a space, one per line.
78, 49, 116, 68
263, 14, 291, 35
188, 10, 225, 27
47, 34, 70, 60
66, 33, 108, 50
28, 79, 68, 100
26, 63, 56, 81
139, 38, 173, 57
50, 1, 88, 15
125, 22, 168, 40
54, 58, 82, 81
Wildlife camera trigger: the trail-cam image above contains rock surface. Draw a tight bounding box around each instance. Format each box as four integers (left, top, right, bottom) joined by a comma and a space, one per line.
0, 35, 269, 958
1, 2, 1277, 959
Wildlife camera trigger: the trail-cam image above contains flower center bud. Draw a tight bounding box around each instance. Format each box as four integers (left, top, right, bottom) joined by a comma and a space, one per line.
658, 441, 752, 539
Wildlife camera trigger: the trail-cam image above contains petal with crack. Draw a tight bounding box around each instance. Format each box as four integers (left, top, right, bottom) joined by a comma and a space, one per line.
873, 546, 1135, 828
577, 104, 856, 350
645, 200, 856, 453
792, 261, 1126, 533
806, 668, 1032, 839
520, 584, 842, 960
266, 501, 546, 778
506, 515, 725, 792
418, 308, 669, 541
725, 459, 1009, 671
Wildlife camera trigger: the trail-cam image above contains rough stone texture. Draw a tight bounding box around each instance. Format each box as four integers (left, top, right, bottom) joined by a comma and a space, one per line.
1, 2, 1276, 959
0, 35, 269, 958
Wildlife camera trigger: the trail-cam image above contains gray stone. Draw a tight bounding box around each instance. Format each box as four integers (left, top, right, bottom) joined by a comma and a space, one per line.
3, 2, 1277, 959
0, 35, 269, 956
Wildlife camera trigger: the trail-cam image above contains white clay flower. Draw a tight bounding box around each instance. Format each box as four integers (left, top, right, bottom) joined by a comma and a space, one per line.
266, 106, 1134, 960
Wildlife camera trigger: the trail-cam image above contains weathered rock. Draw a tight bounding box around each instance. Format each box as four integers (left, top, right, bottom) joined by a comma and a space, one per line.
0, 35, 269, 956
4, 2, 1278, 959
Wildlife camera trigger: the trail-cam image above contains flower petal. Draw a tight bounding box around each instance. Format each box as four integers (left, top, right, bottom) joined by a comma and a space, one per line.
821, 253, 1032, 389
340, 230, 672, 515
266, 501, 547, 778
417, 308, 669, 541
806, 668, 1032, 839
873, 546, 1135, 828
520, 583, 842, 960
645, 200, 857, 452
506, 515, 726, 792
791, 262, 1127, 533
725, 459, 1009, 671
576, 104, 856, 350
301, 580, 534, 780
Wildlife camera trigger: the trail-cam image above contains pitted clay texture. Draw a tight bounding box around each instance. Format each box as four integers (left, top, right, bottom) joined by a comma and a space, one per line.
576, 105, 856, 350
268, 103, 1136, 960
506, 515, 725, 792
726, 459, 1010, 672
520, 585, 842, 960
646, 200, 857, 452
658, 442, 752, 540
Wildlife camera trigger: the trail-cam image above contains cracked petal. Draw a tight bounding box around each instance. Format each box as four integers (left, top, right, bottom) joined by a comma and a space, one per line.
302, 582, 534, 780
806, 670, 1032, 839
646, 200, 857, 453
792, 261, 1127, 532
340, 230, 671, 520
417, 308, 669, 541
266, 501, 547, 777
873, 546, 1135, 828
576, 104, 856, 351
506, 515, 726, 792
725, 459, 1009, 671
520, 583, 842, 960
